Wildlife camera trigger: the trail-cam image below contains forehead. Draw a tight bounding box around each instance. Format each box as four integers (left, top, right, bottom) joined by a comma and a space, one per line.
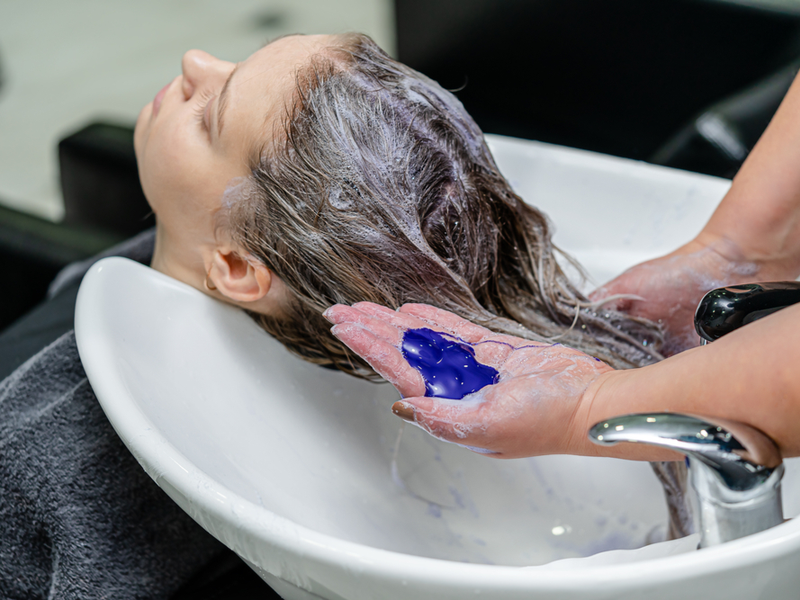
227, 35, 337, 143
219, 35, 336, 162
254, 34, 335, 68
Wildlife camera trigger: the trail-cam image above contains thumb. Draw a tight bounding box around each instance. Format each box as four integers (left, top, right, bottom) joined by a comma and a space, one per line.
588, 278, 623, 303
589, 282, 643, 312
588, 285, 611, 303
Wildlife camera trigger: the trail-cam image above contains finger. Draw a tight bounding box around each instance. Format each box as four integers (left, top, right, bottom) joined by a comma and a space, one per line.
589, 286, 645, 313
340, 302, 484, 350
400, 304, 545, 366
330, 323, 426, 397
323, 303, 359, 323
398, 303, 494, 343
391, 395, 494, 448
325, 304, 405, 346
351, 301, 435, 332
347, 303, 517, 370
589, 281, 622, 305
588, 282, 613, 303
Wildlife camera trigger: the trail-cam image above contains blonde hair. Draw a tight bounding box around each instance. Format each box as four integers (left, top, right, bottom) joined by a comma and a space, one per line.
222, 33, 662, 379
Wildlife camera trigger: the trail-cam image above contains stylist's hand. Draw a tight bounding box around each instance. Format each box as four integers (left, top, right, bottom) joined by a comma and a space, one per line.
324, 302, 612, 458
590, 236, 764, 355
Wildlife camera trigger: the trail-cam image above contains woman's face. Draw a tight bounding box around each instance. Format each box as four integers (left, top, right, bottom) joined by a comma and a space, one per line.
134, 34, 334, 287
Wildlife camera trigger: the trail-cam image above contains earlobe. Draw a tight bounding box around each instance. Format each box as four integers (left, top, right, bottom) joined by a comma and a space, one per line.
208, 249, 272, 303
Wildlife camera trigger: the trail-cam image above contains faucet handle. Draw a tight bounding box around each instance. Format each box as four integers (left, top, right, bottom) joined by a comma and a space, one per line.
695, 281, 800, 343
589, 413, 782, 491
589, 413, 784, 546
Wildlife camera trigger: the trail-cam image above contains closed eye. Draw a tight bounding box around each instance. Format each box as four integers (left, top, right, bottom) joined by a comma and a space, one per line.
193, 89, 215, 134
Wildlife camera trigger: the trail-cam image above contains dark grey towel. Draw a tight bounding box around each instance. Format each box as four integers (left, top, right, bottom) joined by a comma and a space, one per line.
0, 231, 226, 599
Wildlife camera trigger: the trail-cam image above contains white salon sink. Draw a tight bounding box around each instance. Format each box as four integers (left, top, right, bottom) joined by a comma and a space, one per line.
75, 135, 800, 599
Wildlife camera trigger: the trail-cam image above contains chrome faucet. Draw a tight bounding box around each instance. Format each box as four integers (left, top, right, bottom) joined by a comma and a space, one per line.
588, 281, 798, 547
589, 413, 783, 547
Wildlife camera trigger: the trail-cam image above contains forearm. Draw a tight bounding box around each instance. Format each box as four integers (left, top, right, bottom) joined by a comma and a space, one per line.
572, 302, 800, 459
697, 71, 800, 277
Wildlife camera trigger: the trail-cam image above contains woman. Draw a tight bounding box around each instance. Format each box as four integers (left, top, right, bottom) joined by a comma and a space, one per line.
136, 32, 662, 377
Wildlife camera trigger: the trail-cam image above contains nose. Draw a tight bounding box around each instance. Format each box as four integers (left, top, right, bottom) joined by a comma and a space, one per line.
181, 50, 234, 100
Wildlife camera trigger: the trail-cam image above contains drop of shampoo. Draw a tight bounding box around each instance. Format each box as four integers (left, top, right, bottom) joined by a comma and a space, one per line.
401, 328, 499, 399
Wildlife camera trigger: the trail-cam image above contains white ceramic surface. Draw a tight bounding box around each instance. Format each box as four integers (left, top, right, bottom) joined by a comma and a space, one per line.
75, 135, 800, 599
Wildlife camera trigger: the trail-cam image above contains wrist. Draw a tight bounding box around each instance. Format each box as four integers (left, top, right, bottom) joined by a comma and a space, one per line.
566, 367, 683, 462
565, 369, 619, 457
676, 230, 799, 287
698, 219, 800, 282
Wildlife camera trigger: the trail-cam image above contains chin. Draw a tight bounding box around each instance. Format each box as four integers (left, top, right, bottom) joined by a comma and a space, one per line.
133, 104, 153, 154
132, 126, 154, 213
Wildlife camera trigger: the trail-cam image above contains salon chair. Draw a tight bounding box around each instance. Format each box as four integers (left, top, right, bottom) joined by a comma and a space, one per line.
0, 121, 146, 335
651, 61, 800, 179
395, 0, 800, 163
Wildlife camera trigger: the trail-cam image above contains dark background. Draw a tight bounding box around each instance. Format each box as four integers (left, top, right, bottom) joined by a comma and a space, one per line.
396, 0, 800, 161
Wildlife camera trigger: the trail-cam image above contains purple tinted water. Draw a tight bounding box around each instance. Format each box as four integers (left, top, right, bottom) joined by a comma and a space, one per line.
401, 328, 499, 399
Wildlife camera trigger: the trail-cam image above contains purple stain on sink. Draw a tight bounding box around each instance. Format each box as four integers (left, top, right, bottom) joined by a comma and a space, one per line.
401, 328, 499, 399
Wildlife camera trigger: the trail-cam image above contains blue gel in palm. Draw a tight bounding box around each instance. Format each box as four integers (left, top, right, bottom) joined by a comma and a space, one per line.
401, 328, 499, 399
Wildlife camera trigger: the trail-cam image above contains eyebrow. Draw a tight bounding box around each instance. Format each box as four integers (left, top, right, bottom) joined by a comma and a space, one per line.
216, 63, 240, 137
215, 34, 302, 136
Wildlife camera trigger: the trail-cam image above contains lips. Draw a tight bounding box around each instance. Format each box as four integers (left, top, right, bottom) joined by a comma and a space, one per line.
152, 81, 171, 117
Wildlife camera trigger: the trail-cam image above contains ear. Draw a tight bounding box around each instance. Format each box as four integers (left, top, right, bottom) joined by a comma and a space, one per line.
208, 249, 272, 303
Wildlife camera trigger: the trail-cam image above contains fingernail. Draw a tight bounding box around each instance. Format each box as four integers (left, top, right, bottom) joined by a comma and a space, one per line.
322, 306, 338, 322
392, 401, 415, 423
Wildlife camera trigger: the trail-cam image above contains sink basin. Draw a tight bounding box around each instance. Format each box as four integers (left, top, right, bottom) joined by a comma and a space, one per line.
75, 134, 800, 599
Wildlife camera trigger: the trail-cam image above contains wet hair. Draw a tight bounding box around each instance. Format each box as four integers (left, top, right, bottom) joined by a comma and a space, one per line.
222, 33, 663, 378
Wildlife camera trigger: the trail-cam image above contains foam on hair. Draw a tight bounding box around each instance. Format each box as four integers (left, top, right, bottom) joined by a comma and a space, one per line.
221, 33, 664, 378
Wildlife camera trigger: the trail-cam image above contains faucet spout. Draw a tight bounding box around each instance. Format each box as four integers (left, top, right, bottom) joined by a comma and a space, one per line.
589, 413, 784, 547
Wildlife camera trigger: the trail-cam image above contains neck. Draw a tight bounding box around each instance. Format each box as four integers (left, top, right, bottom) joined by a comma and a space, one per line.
149, 222, 208, 292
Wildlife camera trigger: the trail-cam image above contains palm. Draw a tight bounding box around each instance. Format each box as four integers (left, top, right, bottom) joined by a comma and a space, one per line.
324, 302, 612, 458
